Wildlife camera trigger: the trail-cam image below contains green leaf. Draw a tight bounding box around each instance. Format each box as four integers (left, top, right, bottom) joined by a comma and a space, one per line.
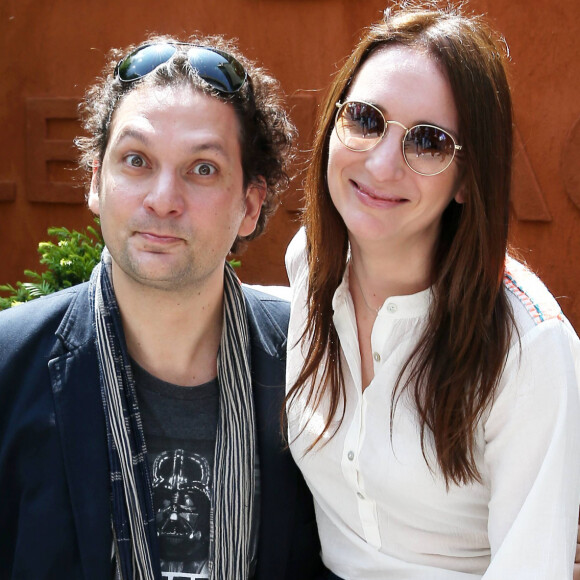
0, 219, 103, 310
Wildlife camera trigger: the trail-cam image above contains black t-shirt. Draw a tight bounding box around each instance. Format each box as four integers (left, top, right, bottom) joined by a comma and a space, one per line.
133, 362, 218, 579
132, 361, 260, 580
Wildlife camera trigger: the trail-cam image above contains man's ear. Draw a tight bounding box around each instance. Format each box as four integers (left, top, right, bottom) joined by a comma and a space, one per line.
87, 160, 101, 215
238, 178, 267, 237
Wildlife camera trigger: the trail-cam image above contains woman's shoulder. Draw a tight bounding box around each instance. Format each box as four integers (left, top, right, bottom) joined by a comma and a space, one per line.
503, 256, 570, 336
285, 227, 309, 287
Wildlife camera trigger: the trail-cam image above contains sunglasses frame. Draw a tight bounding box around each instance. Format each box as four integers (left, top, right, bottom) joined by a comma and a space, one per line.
114, 42, 247, 94
335, 100, 462, 176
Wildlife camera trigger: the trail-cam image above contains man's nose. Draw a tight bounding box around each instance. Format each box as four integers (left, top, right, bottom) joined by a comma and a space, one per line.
143, 170, 186, 217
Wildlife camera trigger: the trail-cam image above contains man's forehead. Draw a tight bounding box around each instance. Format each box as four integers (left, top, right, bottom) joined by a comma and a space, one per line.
105, 83, 243, 157
110, 82, 232, 122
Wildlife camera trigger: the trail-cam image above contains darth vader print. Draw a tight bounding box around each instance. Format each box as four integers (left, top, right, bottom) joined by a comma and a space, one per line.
151, 449, 212, 579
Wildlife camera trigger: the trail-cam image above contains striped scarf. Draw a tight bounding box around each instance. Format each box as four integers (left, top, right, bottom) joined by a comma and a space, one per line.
89, 250, 255, 579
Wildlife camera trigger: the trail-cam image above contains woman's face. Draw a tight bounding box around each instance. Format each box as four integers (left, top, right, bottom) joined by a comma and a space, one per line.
327, 45, 464, 256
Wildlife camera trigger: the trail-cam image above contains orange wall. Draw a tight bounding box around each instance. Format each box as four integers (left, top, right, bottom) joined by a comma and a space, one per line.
1, 0, 579, 328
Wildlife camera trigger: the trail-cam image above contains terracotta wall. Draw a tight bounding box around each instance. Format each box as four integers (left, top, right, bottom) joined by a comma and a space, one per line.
1, 0, 579, 328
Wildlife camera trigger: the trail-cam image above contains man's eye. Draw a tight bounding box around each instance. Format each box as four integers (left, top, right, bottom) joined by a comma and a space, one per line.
193, 163, 217, 176
125, 154, 146, 168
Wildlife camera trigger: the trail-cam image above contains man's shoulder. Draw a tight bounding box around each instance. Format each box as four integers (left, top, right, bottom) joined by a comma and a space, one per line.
243, 285, 290, 319
242, 285, 290, 358
0, 282, 88, 317
0, 282, 91, 350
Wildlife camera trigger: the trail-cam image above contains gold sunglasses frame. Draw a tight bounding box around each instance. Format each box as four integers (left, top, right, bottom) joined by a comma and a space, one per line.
335, 100, 462, 177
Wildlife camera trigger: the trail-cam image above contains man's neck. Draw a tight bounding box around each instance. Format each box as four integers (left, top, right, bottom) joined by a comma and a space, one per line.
111, 264, 225, 387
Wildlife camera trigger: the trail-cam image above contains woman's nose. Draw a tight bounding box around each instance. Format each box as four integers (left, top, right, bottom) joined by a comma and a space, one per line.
364, 122, 407, 182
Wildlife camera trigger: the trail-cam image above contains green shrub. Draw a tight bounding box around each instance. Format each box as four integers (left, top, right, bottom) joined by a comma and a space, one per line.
0, 223, 103, 310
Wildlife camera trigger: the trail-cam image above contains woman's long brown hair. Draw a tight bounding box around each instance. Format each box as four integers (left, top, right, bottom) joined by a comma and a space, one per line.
285, 3, 516, 487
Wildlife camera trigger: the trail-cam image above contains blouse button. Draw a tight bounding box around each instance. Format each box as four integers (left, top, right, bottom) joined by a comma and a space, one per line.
387, 302, 398, 313
347, 451, 355, 461
357, 492, 365, 500
373, 352, 381, 362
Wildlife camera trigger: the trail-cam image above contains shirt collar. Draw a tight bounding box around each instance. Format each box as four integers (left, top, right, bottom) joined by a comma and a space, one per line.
332, 261, 432, 320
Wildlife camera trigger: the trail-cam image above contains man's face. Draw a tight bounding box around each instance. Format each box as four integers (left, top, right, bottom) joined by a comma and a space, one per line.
88, 83, 264, 293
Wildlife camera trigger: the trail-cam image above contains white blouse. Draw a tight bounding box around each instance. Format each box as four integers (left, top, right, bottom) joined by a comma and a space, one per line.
285, 228, 580, 579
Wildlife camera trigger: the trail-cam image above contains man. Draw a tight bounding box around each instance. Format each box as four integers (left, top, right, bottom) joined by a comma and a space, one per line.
0, 35, 323, 579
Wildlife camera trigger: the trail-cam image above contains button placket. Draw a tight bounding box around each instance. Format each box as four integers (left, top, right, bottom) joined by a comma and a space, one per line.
340, 390, 363, 490
355, 394, 381, 548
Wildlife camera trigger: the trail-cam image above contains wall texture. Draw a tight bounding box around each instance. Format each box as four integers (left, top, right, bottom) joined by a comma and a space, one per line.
1, 0, 579, 328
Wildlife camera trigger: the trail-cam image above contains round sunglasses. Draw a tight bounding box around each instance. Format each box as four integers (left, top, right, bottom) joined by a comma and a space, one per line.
334, 100, 462, 176
115, 43, 247, 94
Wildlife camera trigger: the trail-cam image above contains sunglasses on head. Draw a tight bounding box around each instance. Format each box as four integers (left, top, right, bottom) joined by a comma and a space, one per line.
114, 42, 247, 94
334, 100, 462, 176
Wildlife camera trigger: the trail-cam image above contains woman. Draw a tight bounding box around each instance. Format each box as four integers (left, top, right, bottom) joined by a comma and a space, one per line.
285, 3, 580, 578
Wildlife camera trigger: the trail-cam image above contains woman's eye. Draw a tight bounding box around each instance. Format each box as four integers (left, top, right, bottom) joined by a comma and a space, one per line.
125, 154, 146, 168
193, 163, 217, 176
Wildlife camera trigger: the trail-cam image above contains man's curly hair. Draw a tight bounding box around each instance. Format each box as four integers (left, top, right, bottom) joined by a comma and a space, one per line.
76, 33, 297, 251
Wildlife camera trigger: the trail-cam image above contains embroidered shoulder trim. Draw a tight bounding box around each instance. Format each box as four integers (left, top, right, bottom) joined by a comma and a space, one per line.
503, 257, 563, 325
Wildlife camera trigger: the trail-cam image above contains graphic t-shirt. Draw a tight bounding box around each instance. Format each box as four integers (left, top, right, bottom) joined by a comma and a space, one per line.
133, 362, 218, 580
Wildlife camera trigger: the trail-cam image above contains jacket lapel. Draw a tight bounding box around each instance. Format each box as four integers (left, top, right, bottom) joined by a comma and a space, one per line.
49, 285, 113, 579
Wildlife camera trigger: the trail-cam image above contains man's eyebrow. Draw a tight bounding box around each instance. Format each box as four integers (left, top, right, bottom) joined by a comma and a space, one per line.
190, 142, 229, 158
111, 127, 151, 148
111, 128, 229, 157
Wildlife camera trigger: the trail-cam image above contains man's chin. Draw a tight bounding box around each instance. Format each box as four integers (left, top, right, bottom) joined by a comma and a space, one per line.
113, 258, 192, 292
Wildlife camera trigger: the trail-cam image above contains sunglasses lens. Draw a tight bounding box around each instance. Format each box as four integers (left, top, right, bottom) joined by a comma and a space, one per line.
403, 126, 457, 175
116, 44, 247, 94
188, 47, 247, 93
117, 44, 177, 82
336, 102, 385, 151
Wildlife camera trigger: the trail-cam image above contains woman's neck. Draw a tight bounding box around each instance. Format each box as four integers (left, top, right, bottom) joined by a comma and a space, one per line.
348, 237, 434, 307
